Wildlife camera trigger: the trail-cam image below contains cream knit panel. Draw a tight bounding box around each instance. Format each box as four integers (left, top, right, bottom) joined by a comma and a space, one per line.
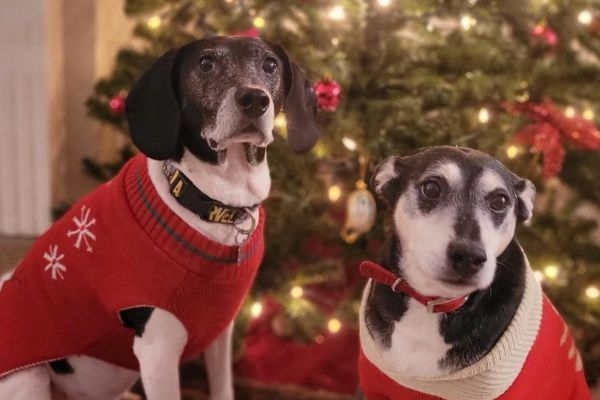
360, 261, 543, 400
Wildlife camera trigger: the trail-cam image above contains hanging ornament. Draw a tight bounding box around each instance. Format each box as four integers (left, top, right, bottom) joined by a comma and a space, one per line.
341, 180, 376, 244
530, 23, 558, 49
506, 100, 600, 178
108, 93, 126, 116
314, 79, 342, 112
587, 15, 600, 34
232, 27, 260, 38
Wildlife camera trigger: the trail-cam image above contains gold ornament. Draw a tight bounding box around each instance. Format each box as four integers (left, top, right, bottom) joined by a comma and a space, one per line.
341, 180, 376, 244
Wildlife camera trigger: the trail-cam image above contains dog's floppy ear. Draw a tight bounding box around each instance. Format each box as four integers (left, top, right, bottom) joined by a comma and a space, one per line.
126, 49, 181, 160
513, 176, 536, 222
371, 156, 405, 207
271, 43, 320, 152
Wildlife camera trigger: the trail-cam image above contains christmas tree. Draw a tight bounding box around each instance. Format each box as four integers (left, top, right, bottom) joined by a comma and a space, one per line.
86, 0, 600, 395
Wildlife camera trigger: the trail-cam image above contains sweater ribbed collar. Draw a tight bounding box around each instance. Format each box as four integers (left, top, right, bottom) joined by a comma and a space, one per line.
122, 154, 265, 274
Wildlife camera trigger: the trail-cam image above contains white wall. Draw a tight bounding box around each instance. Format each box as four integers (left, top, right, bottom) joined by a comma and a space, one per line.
0, 0, 133, 237
0, 0, 57, 236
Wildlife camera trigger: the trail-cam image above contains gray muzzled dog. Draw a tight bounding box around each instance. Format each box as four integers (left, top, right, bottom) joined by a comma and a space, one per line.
358, 146, 590, 399
0, 36, 319, 400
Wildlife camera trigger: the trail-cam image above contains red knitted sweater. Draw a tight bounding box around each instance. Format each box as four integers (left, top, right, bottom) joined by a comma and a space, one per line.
0, 154, 265, 377
359, 296, 591, 400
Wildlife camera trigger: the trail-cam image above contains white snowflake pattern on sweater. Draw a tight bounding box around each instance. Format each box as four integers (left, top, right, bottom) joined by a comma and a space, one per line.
67, 205, 96, 252
43, 244, 66, 280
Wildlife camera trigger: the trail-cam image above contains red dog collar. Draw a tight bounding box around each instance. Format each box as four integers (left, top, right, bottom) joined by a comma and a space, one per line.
359, 261, 470, 313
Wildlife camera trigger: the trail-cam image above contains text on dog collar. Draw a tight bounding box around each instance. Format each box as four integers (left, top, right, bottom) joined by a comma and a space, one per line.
162, 161, 258, 226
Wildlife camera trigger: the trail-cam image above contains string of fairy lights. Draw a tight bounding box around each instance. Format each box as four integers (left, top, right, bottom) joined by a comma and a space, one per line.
139, 0, 599, 336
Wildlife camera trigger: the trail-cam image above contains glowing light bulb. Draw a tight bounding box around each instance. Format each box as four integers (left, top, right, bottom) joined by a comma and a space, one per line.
290, 286, 304, 299
565, 106, 576, 118
478, 108, 490, 124
342, 137, 357, 151
327, 318, 342, 334
585, 285, 600, 299
460, 15, 477, 31
583, 108, 595, 121
328, 6, 346, 20
275, 113, 287, 130
377, 0, 391, 7
532, 24, 545, 35
312, 142, 327, 158
578, 10, 593, 25
331, 37, 340, 46
253, 16, 266, 28
506, 145, 520, 159
328, 185, 342, 202
147, 15, 162, 29
250, 302, 263, 318
544, 265, 560, 280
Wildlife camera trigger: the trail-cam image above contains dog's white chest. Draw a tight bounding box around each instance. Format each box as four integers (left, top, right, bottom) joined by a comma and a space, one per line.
381, 299, 451, 378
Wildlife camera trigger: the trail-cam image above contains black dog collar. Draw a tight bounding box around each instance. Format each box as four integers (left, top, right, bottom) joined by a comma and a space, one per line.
162, 161, 258, 226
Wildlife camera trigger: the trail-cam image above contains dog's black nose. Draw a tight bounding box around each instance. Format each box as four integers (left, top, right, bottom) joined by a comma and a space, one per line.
235, 88, 270, 118
447, 240, 487, 276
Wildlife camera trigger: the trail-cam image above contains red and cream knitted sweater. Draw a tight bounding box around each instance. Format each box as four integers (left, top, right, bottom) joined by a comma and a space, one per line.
0, 154, 265, 377
359, 269, 591, 400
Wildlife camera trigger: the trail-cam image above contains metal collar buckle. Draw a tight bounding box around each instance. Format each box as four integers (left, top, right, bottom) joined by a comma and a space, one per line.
426, 296, 469, 313
426, 298, 452, 314
234, 207, 256, 245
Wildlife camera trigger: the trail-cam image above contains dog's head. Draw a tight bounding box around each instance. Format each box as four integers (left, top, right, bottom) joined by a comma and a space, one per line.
125, 36, 320, 162
372, 146, 535, 298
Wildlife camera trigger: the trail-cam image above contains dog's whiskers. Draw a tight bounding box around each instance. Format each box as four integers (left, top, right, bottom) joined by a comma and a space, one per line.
495, 260, 524, 278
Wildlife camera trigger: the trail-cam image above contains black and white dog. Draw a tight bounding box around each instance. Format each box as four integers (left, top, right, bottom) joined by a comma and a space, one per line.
358, 147, 590, 400
0, 36, 319, 400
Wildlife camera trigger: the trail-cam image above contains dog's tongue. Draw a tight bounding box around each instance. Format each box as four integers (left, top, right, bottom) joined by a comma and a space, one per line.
244, 144, 266, 166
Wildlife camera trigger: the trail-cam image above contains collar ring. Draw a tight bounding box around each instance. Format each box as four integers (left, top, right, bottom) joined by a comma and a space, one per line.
234, 208, 256, 245
391, 277, 404, 293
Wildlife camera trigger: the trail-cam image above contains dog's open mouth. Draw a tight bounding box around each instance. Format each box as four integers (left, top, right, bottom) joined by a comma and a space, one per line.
207, 125, 268, 165
241, 143, 265, 166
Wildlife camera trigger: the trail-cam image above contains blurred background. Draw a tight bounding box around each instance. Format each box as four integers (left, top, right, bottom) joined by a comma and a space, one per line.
0, 0, 599, 398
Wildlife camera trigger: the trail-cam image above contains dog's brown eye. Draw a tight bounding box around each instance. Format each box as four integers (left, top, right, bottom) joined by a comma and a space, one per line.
489, 194, 509, 212
198, 56, 214, 72
263, 58, 278, 74
421, 180, 441, 199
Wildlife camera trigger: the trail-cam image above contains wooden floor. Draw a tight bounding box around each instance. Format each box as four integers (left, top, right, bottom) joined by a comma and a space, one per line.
0, 236, 33, 273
